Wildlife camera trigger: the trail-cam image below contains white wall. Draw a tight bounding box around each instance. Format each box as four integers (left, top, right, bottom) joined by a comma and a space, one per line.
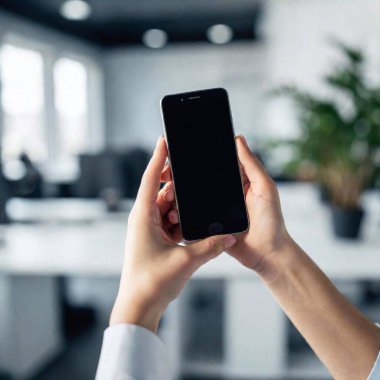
264, 0, 380, 138
104, 42, 269, 150
104, 0, 380, 150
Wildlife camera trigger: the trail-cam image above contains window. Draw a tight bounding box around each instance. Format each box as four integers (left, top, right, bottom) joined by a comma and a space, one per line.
0, 38, 102, 182
54, 57, 89, 165
1, 44, 47, 163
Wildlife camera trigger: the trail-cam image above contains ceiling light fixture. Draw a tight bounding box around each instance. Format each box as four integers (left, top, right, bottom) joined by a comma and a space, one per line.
142, 29, 168, 49
206, 24, 233, 44
60, 0, 92, 21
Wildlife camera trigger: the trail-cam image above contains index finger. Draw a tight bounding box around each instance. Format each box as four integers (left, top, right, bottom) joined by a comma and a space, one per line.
236, 135, 271, 185
160, 164, 172, 182
136, 136, 168, 204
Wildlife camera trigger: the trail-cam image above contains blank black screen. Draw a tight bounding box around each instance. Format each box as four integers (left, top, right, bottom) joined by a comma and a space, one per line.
162, 89, 248, 240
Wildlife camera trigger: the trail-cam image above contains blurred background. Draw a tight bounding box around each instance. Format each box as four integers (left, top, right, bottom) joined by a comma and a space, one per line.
0, 0, 379, 379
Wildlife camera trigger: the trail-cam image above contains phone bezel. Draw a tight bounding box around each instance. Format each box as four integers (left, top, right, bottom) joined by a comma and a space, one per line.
160, 87, 249, 241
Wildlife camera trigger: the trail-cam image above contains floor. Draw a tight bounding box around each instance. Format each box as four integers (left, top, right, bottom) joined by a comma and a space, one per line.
31, 320, 105, 380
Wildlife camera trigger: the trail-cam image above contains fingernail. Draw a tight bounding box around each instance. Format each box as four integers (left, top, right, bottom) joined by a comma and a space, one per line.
240, 135, 248, 146
223, 235, 236, 249
156, 136, 163, 147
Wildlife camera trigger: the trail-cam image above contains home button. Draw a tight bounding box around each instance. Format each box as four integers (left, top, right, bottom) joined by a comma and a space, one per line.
208, 222, 224, 235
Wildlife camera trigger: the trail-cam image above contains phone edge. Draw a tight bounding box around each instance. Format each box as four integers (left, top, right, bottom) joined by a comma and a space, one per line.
160, 88, 250, 241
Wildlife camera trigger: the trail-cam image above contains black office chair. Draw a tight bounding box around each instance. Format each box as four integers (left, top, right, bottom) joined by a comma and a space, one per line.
75, 149, 150, 199
76, 152, 124, 198
120, 148, 150, 198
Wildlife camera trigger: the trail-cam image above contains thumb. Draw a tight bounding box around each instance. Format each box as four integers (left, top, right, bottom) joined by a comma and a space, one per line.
188, 234, 237, 265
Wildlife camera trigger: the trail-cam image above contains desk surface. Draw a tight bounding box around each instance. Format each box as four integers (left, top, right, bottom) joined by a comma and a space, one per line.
0, 184, 379, 279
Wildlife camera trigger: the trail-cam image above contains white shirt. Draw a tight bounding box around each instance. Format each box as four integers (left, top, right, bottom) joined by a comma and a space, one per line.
96, 324, 380, 380
95, 324, 172, 380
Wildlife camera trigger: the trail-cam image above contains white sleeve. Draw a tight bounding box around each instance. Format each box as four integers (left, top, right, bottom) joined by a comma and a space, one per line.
95, 324, 172, 380
367, 324, 380, 380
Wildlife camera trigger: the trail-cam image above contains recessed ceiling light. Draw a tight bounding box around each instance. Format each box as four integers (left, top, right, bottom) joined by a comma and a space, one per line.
206, 24, 233, 44
142, 29, 168, 49
60, 0, 92, 21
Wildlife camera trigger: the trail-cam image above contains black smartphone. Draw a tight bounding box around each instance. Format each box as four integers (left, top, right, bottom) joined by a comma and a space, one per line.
161, 88, 249, 241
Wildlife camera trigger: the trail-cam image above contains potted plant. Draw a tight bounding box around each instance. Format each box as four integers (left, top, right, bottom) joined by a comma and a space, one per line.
271, 41, 380, 239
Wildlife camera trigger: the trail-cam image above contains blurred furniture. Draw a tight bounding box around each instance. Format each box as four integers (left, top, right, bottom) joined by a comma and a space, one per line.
0, 275, 62, 379
76, 149, 149, 199
76, 152, 123, 198
0, 170, 10, 224
3, 149, 150, 200
0, 184, 379, 378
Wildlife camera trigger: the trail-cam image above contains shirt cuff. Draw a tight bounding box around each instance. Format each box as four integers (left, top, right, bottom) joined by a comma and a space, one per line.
95, 324, 172, 380
367, 323, 380, 380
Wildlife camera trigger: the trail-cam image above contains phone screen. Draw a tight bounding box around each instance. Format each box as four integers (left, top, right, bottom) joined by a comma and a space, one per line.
161, 88, 248, 241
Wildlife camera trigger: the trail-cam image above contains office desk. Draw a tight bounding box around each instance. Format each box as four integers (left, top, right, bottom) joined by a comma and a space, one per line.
0, 184, 379, 378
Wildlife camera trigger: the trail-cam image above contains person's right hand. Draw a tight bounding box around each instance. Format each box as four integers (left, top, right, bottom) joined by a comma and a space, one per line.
163, 134, 295, 281
226, 136, 295, 281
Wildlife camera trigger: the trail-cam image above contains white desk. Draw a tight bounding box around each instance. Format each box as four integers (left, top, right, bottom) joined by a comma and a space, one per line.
1, 185, 379, 279
0, 184, 379, 379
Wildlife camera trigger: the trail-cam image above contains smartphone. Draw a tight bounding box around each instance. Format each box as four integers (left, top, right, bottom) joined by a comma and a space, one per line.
161, 88, 249, 241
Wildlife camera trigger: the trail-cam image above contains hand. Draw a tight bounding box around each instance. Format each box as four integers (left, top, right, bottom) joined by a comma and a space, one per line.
163, 135, 293, 281
110, 137, 237, 333
233, 141, 380, 380
226, 136, 294, 281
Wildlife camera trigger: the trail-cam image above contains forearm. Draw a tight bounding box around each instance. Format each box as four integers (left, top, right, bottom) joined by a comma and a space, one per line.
110, 297, 162, 334
261, 239, 380, 380
109, 284, 166, 334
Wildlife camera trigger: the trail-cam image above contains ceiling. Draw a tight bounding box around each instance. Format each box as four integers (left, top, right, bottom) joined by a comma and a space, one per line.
0, 0, 264, 47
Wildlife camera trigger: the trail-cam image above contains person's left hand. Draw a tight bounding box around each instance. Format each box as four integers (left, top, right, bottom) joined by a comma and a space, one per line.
110, 137, 237, 333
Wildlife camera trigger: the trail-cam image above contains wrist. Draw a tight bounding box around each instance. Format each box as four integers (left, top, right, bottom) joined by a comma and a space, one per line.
110, 293, 165, 334
256, 234, 303, 283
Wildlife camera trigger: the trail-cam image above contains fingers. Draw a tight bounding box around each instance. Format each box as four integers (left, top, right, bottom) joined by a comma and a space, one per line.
167, 209, 179, 224
137, 137, 167, 204
239, 164, 249, 187
156, 181, 175, 216
243, 182, 250, 196
160, 164, 172, 182
236, 136, 272, 186
169, 224, 183, 243
186, 234, 236, 265
163, 208, 179, 232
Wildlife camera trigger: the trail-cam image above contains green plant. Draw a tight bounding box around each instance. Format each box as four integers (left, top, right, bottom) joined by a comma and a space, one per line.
271, 40, 380, 209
